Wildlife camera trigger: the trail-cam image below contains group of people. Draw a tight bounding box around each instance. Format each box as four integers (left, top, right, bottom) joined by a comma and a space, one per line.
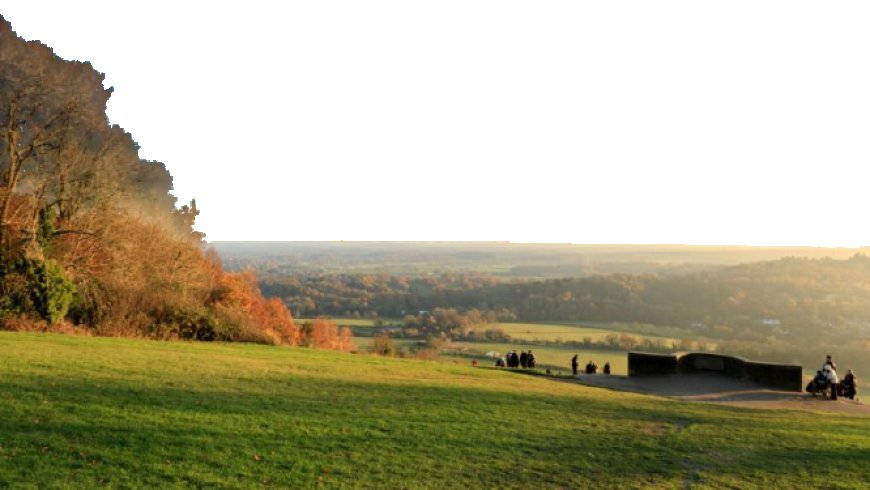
806, 355, 858, 401
571, 354, 610, 375
495, 350, 537, 369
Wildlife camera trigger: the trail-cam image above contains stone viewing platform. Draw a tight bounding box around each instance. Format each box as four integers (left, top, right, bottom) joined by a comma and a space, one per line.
627, 351, 803, 392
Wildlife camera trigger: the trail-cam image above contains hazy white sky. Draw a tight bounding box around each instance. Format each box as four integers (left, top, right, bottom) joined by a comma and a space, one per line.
4, 1, 869, 246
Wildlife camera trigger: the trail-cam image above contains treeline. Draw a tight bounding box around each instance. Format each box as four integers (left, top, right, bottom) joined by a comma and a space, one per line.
399, 307, 513, 341
0, 17, 347, 349
259, 272, 504, 320
260, 256, 870, 375
263, 256, 870, 338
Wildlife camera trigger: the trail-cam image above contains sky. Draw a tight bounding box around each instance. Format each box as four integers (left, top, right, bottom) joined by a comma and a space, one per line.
3, 1, 869, 246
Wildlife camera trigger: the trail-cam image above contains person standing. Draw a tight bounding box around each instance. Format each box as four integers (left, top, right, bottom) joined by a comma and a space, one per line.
571, 354, 579, 375
519, 350, 529, 369
843, 370, 858, 400
824, 355, 838, 372
823, 355, 839, 400
603, 362, 611, 375
527, 350, 536, 368
823, 363, 839, 400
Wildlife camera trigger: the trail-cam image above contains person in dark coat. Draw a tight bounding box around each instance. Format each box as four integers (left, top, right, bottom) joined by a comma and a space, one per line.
510, 351, 519, 369
527, 350, 536, 368
519, 351, 529, 369
603, 362, 611, 375
571, 354, 579, 375
843, 370, 858, 400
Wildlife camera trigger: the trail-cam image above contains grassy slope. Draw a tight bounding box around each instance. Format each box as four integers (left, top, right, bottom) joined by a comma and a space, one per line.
313, 318, 663, 374
1, 333, 868, 489
493, 322, 674, 343
350, 336, 627, 374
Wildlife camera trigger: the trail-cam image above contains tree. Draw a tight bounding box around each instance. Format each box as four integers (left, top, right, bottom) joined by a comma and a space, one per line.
1, 17, 112, 254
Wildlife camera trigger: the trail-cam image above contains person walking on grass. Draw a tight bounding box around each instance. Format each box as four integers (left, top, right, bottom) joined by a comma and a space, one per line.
571, 354, 579, 375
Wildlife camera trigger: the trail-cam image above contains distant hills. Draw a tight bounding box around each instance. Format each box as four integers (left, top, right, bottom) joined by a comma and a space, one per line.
212, 241, 870, 277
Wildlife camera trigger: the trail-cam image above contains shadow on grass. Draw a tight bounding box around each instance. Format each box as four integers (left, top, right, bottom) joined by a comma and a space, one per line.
1, 370, 868, 488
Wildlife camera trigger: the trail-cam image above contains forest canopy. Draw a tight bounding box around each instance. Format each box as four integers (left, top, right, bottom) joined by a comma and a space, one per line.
0, 16, 352, 349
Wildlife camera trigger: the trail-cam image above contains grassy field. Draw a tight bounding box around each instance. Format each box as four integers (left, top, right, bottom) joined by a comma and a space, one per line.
319, 318, 659, 374
446, 341, 628, 374
2, 332, 868, 488
351, 336, 626, 374
296, 318, 394, 328
493, 322, 677, 344
357, 339, 626, 374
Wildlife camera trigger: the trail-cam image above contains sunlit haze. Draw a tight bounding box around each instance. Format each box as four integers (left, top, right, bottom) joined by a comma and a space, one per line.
4, 1, 869, 246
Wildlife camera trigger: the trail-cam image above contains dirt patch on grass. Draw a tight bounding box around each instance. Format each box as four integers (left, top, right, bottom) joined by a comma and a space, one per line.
573, 372, 869, 415
640, 422, 671, 436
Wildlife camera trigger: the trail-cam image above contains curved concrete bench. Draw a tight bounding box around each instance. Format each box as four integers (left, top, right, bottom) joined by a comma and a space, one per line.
628, 351, 803, 392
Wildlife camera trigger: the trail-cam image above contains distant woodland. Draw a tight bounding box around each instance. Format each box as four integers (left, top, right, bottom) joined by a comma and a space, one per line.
0, 17, 352, 350
253, 251, 870, 377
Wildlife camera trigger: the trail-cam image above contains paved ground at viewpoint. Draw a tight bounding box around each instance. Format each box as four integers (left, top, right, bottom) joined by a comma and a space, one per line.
574, 372, 868, 415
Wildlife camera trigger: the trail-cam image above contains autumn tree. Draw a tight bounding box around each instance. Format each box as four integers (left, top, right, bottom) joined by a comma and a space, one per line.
0, 16, 356, 350
0, 19, 112, 255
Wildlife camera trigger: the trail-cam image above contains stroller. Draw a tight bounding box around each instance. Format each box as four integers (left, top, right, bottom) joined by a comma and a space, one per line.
806, 372, 831, 397
806, 368, 838, 399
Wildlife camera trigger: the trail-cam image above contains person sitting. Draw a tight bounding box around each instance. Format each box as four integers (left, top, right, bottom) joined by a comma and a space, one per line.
495, 356, 506, 368
843, 369, 858, 400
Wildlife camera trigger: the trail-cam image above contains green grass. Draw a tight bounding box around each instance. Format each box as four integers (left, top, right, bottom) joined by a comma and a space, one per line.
302, 319, 674, 374
1, 332, 868, 488
351, 336, 624, 374
493, 322, 678, 344
446, 341, 628, 374
296, 317, 378, 328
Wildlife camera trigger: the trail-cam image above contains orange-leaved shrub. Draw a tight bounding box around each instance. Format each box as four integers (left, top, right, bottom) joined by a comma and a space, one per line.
207, 262, 300, 345
303, 317, 357, 352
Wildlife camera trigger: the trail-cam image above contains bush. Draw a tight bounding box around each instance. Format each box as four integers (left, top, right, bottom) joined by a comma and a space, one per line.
148, 308, 220, 341
0, 258, 76, 324
372, 333, 394, 356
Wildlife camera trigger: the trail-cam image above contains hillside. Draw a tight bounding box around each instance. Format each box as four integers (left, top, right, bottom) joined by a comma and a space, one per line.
1, 333, 867, 488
